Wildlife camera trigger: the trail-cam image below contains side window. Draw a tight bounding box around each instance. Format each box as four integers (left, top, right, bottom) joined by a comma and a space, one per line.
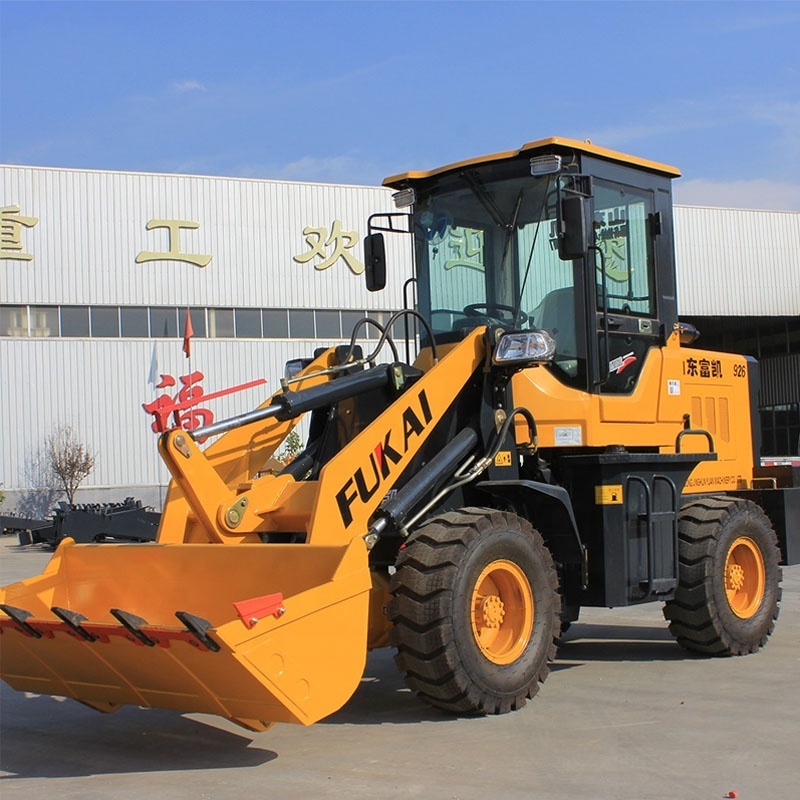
518, 217, 584, 386
518, 217, 575, 320
593, 182, 656, 317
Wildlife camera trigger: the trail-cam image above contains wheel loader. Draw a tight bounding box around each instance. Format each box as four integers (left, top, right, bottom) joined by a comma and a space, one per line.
2, 137, 798, 731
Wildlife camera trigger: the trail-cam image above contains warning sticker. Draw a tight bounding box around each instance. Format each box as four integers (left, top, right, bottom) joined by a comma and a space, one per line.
494, 451, 512, 467
595, 484, 624, 505
609, 351, 636, 375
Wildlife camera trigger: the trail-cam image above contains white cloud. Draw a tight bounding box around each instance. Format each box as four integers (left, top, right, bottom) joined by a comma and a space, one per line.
170, 80, 207, 93
748, 98, 800, 157
584, 119, 714, 149
720, 12, 800, 33
244, 155, 382, 186
277, 155, 355, 182
674, 178, 800, 212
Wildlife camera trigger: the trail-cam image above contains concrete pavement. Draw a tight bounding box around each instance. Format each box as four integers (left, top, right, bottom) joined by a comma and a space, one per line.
1, 536, 798, 800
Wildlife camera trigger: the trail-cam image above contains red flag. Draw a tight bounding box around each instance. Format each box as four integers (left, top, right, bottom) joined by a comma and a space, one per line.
182, 308, 194, 358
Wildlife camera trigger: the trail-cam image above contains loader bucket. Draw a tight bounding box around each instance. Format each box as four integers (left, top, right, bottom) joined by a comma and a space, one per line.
0, 537, 371, 729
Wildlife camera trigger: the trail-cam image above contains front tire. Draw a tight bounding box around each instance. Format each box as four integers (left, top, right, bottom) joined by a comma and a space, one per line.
388, 507, 560, 715
664, 497, 782, 656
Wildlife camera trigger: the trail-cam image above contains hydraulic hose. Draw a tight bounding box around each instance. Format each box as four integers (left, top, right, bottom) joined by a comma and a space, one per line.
367, 427, 479, 542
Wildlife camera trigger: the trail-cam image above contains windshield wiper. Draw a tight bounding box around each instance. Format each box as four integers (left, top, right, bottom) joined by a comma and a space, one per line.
460, 171, 509, 229
514, 176, 553, 327
499, 189, 524, 277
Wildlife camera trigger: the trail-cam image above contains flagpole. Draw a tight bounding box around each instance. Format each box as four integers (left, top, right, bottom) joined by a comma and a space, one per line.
147, 340, 159, 394
183, 305, 195, 386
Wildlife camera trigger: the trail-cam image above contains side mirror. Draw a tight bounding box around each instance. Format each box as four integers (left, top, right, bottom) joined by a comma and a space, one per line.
363, 233, 386, 292
558, 196, 589, 261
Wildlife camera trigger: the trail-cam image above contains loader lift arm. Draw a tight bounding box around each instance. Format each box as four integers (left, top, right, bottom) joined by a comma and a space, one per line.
0, 326, 502, 729
156, 324, 489, 547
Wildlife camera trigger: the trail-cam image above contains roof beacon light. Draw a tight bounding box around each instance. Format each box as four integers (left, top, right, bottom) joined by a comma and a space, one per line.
530, 155, 562, 176
392, 188, 417, 209
494, 331, 557, 367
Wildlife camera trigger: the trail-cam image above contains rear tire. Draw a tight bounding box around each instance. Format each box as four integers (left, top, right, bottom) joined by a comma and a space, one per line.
664, 497, 781, 656
388, 507, 560, 715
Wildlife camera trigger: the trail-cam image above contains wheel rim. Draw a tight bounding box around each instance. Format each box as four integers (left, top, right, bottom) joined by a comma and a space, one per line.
470, 559, 534, 665
724, 536, 766, 619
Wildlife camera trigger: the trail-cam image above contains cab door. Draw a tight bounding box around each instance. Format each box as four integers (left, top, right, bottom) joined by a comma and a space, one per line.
590, 179, 663, 396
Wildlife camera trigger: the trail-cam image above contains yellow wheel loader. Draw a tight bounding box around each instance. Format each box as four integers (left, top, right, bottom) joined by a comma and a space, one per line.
2, 138, 798, 730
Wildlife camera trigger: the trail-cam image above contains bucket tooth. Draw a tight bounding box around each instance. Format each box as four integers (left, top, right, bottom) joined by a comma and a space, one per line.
109, 608, 157, 647
51, 607, 97, 642
0, 604, 42, 638
175, 611, 221, 652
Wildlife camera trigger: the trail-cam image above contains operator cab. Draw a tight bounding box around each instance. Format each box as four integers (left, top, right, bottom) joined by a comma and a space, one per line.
367, 137, 681, 394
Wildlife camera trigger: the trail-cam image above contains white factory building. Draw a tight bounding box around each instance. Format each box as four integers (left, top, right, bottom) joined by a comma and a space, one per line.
2, 164, 799, 514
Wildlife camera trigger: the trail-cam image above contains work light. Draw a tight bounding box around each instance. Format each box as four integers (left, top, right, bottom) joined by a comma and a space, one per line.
530, 155, 562, 175
493, 330, 557, 366
392, 188, 416, 208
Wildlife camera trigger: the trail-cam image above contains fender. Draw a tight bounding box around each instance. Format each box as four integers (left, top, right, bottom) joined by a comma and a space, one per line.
475, 479, 584, 567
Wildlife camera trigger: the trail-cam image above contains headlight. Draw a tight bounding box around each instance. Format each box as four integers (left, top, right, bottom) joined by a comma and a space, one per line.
493, 331, 557, 366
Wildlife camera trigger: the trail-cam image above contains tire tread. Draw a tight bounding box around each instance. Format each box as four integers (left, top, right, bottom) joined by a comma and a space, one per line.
388, 507, 560, 716
664, 497, 781, 656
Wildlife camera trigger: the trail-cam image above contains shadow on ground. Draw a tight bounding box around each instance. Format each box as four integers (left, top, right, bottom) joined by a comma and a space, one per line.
328, 622, 692, 724
0, 621, 694, 778
0, 685, 276, 779
553, 621, 693, 667
323, 648, 448, 726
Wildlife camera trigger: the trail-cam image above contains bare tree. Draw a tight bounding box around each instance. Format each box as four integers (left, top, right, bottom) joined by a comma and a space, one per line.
44, 425, 96, 506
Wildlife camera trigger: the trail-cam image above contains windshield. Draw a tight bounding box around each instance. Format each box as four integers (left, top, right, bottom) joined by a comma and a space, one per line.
413, 160, 581, 374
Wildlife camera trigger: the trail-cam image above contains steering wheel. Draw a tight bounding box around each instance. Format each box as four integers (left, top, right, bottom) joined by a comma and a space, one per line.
463, 303, 529, 326
431, 308, 465, 320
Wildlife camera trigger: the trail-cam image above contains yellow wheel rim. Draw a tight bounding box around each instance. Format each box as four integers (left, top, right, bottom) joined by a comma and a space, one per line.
724, 536, 766, 619
470, 559, 534, 665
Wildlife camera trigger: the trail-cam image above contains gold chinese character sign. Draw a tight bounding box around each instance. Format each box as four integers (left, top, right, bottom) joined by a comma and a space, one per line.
293, 219, 364, 274
136, 219, 212, 268
1, 205, 39, 261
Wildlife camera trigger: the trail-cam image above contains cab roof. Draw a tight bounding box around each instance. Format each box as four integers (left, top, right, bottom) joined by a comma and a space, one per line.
383, 136, 681, 187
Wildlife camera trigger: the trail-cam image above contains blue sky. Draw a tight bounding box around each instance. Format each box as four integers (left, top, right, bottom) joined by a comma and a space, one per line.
2, 0, 799, 210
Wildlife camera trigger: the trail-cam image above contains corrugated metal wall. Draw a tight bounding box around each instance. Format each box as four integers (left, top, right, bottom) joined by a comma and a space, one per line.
1, 165, 408, 308
1, 166, 412, 506
0, 336, 371, 501
5, 167, 797, 315
2, 165, 798, 506
674, 205, 800, 317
